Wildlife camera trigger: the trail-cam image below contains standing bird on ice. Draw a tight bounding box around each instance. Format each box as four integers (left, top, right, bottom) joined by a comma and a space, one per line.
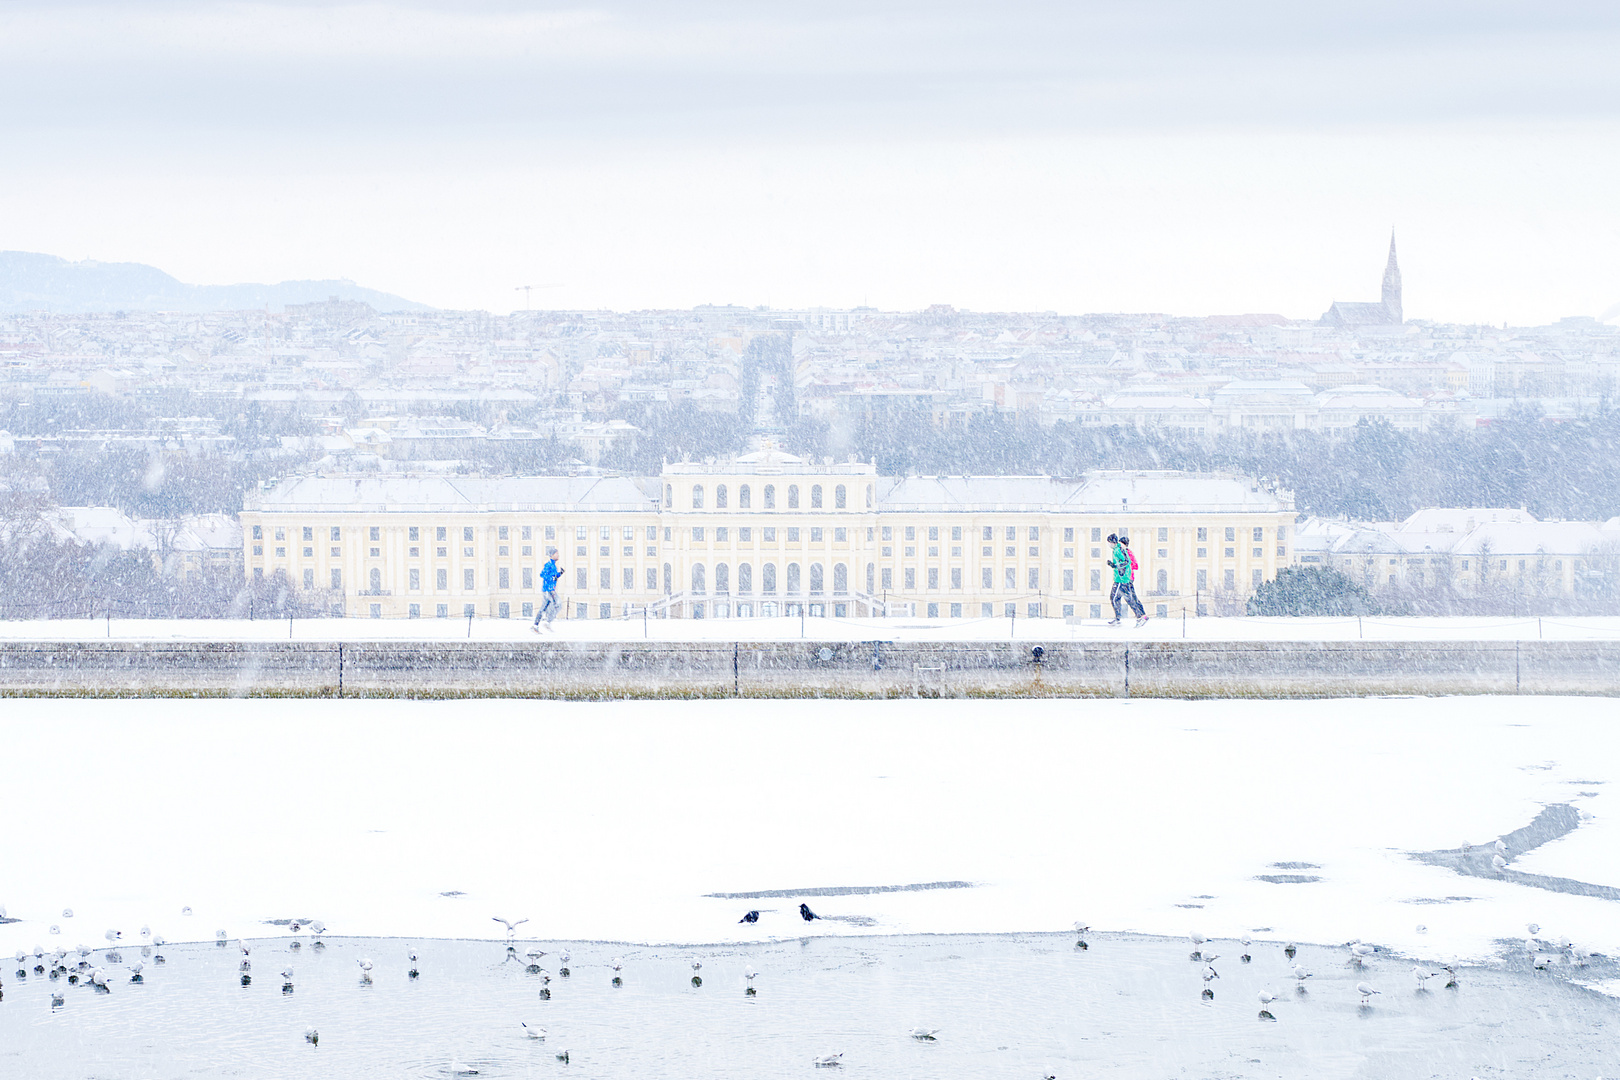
739, 910, 760, 924
1201, 962, 1220, 984
1356, 982, 1380, 1005
281, 968, 295, 994
1074, 923, 1090, 950
1189, 933, 1207, 961
492, 917, 529, 939
357, 958, 373, 985
1492, 854, 1508, 873
1240, 937, 1252, 964
1348, 942, 1374, 966
1494, 839, 1507, 854
800, 904, 820, 922
1443, 964, 1459, 989
1414, 967, 1436, 990
408, 948, 420, 979
1293, 965, 1311, 988
1257, 990, 1277, 1020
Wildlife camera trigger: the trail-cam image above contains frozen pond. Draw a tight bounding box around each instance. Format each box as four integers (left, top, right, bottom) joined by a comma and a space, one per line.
2, 931, 1614, 1079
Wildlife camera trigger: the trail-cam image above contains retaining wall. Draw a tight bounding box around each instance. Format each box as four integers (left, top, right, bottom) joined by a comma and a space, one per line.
0, 640, 1613, 698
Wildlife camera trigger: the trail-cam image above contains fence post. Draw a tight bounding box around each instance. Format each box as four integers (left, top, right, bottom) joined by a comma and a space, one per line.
1515, 639, 1520, 694
1124, 643, 1130, 698
734, 641, 740, 697
337, 642, 344, 698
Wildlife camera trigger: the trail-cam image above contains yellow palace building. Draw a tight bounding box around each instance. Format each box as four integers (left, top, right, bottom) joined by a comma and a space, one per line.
240, 449, 1296, 620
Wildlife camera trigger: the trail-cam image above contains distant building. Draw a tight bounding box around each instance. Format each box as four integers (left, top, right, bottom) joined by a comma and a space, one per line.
1321, 233, 1403, 327
239, 449, 1297, 620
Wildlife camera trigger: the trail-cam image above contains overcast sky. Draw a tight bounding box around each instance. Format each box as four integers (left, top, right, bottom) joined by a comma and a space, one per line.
3, 1, 1619, 322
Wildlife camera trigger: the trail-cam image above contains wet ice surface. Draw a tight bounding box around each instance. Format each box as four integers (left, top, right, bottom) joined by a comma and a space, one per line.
2, 932, 1614, 1080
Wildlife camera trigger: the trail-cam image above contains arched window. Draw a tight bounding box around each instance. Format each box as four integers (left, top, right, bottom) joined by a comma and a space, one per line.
664, 484, 672, 508
716, 484, 728, 509
834, 484, 846, 509
663, 563, 672, 594
810, 484, 823, 508
692, 563, 707, 594
1156, 569, 1167, 594
691, 485, 704, 509
762, 563, 777, 594
866, 563, 875, 592
739, 484, 751, 509
764, 484, 776, 509
715, 562, 730, 594
833, 563, 847, 594
866, 484, 873, 508
786, 562, 801, 594
369, 567, 381, 593
810, 563, 824, 594
738, 563, 753, 594
787, 484, 799, 509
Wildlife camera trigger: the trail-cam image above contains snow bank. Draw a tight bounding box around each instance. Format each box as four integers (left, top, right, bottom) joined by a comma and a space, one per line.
1, 697, 1615, 967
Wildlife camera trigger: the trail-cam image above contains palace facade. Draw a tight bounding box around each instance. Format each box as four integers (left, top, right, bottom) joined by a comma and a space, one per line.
240, 450, 1297, 620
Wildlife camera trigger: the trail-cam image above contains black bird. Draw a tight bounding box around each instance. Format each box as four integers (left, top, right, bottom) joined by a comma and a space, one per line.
799, 904, 820, 922
739, 910, 760, 924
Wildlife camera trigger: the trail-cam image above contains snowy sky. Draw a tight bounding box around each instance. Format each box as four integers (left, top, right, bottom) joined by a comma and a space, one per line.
3, 1, 1619, 322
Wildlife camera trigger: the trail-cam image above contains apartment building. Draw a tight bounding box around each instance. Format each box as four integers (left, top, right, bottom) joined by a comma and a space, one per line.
240, 449, 1297, 619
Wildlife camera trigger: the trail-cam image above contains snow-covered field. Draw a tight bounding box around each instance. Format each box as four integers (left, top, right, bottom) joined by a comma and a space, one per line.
2, 696, 1615, 974
3, 614, 1620, 643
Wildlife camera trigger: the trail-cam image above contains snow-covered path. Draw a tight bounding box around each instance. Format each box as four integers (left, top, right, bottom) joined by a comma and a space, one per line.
1, 697, 1616, 970
4, 614, 1620, 643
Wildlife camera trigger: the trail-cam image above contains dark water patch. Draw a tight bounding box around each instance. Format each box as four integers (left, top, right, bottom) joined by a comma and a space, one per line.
704, 881, 974, 900
1410, 804, 1620, 901
1255, 875, 1322, 884
1403, 896, 1481, 905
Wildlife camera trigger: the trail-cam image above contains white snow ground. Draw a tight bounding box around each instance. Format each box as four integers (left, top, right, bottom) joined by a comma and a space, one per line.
3, 614, 1620, 643
1, 696, 1616, 974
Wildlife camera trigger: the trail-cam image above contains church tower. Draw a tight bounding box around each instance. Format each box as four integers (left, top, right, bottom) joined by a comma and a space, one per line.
1381, 230, 1402, 323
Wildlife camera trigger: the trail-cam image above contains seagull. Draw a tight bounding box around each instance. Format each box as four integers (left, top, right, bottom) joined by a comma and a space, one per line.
1492, 854, 1508, 872
305, 1028, 319, 1046
62, 909, 74, 919
1493, 838, 1507, 853
525, 947, 546, 962
739, 910, 760, 924
139, 926, 150, 939
181, 907, 193, 916
358, 958, 374, 984
104, 929, 121, 943
610, 958, 623, 972
909, 1028, 938, 1040
310, 921, 326, 937
555, 1051, 570, 1064
492, 917, 529, 939
1414, 967, 1437, 989
130, 962, 144, 983
216, 930, 228, 942
691, 960, 702, 972
281, 967, 295, 993
812, 1053, 843, 1067
49, 925, 59, 935
1526, 922, 1541, 936
1202, 963, 1220, 983
1258, 991, 1277, 1005
1073, 922, 1090, 935
1240, 937, 1252, 963
1442, 964, 1459, 988
1356, 981, 1380, 1004
744, 965, 758, 982
449, 1061, 478, 1075
51, 992, 65, 1008
522, 1023, 545, 1040
800, 904, 820, 922
1293, 965, 1311, 986
1189, 932, 1207, 959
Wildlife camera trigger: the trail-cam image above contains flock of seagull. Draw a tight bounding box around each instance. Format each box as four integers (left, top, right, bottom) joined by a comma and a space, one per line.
1, 901, 1610, 1075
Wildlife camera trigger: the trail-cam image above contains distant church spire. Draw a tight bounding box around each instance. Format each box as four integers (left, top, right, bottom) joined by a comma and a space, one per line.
1381, 230, 1402, 323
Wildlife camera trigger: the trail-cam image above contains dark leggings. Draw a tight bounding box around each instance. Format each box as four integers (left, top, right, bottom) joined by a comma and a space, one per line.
1110, 581, 1146, 619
